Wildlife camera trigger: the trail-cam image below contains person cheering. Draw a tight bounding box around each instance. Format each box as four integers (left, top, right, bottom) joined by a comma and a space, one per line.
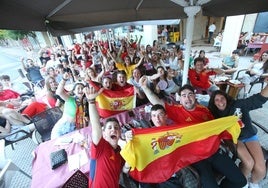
208, 77, 268, 188
83, 85, 129, 188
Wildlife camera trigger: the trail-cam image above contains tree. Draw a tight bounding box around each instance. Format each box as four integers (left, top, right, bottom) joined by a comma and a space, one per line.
0, 30, 39, 48
0, 30, 8, 40
0, 30, 36, 41
6, 30, 36, 40
0, 30, 9, 46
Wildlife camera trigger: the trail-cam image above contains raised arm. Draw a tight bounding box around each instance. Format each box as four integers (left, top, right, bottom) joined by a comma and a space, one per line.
55, 72, 70, 101
69, 63, 80, 82
139, 76, 164, 106
20, 57, 28, 71
117, 43, 124, 59
135, 35, 143, 52
148, 71, 162, 81
83, 86, 103, 145
134, 55, 144, 68
137, 35, 143, 46
107, 50, 117, 64
97, 60, 106, 80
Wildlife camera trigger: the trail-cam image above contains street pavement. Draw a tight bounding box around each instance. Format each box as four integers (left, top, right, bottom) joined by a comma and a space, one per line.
0, 46, 39, 81
2, 44, 268, 187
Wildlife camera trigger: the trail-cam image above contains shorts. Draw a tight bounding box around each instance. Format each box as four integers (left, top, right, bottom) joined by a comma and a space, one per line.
240, 134, 259, 143
51, 120, 75, 139
59, 121, 75, 136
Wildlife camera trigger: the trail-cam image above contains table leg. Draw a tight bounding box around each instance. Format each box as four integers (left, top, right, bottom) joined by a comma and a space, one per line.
228, 85, 243, 99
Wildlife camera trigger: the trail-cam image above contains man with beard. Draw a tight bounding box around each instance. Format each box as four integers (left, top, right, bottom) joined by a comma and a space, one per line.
138, 77, 247, 188
125, 104, 200, 188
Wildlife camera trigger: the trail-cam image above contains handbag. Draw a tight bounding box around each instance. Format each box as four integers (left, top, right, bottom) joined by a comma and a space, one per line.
62, 170, 88, 188
50, 149, 68, 170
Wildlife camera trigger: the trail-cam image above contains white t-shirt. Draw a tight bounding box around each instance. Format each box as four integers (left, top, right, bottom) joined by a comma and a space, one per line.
169, 57, 180, 70
45, 59, 61, 69
209, 24, 216, 33
251, 62, 264, 76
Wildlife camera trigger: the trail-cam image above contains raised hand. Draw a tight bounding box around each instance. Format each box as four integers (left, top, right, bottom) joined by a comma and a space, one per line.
62, 72, 70, 80
125, 130, 133, 142
83, 85, 103, 101
139, 75, 148, 88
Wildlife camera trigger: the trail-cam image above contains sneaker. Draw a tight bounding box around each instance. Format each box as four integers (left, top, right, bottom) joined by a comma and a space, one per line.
249, 182, 260, 188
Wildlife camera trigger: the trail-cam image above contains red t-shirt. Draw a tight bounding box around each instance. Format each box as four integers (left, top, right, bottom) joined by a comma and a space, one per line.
188, 69, 215, 89
112, 83, 133, 91
120, 52, 128, 61
73, 44, 81, 55
89, 138, 124, 188
165, 102, 214, 125
0, 89, 20, 101
47, 96, 57, 108
85, 60, 92, 68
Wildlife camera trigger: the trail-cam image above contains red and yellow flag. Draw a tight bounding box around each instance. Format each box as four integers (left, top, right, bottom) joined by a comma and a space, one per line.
88, 80, 136, 118
120, 116, 241, 183
96, 87, 136, 118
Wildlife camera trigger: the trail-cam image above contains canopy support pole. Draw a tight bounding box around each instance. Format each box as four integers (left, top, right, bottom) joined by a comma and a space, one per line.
47, 0, 72, 18
182, 6, 201, 85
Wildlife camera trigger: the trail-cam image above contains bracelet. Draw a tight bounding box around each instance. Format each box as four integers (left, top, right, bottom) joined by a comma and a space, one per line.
62, 78, 68, 81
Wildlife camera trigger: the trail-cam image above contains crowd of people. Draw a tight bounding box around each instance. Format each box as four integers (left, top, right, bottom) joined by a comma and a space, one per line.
1, 35, 268, 188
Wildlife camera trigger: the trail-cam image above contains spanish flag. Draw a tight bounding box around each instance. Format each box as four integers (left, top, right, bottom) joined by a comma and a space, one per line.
96, 87, 136, 118
120, 116, 241, 183
89, 81, 136, 118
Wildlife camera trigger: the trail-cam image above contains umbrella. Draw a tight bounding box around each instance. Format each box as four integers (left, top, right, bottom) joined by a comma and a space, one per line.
1, 0, 268, 84
1, 0, 268, 35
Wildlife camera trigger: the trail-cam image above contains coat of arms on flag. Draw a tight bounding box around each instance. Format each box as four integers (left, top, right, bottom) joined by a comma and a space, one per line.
121, 116, 241, 183
89, 80, 136, 118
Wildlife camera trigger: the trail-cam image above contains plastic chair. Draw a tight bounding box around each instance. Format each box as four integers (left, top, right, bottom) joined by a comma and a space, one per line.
0, 139, 31, 188
17, 68, 34, 92
19, 67, 44, 92
31, 107, 63, 144
0, 126, 34, 150
235, 69, 265, 95
251, 121, 268, 178
248, 77, 265, 93
25, 73, 45, 92
213, 37, 222, 52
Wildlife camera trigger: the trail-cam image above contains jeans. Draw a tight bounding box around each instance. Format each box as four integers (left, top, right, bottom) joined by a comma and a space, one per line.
192, 150, 247, 188
208, 32, 214, 43
140, 176, 183, 188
